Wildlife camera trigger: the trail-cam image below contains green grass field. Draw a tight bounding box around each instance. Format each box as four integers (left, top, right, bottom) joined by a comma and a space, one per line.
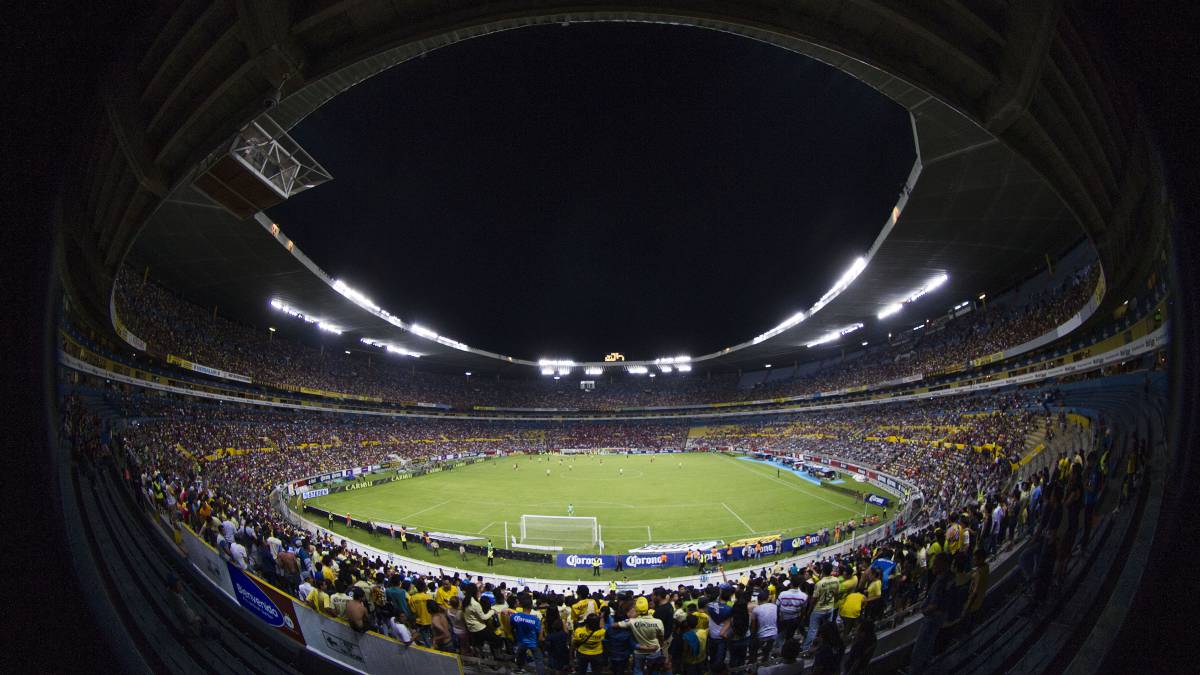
304, 453, 889, 580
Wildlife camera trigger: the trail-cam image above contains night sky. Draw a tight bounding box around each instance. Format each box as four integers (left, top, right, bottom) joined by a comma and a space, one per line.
269, 23, 913, 362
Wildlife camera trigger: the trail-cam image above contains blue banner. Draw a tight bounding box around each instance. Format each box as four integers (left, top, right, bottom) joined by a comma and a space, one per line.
782, 533, 823, 552
227, 562, 286, 627
866, 493, 891, 507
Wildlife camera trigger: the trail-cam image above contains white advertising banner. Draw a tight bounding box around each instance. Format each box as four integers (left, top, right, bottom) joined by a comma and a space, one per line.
293, 601, 461, 675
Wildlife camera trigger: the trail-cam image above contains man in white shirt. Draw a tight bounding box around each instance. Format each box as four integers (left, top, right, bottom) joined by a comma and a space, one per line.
775, 579, 808, 645
750, 590, 778, 663
229, 538, 249, 570
297, 578, 315, 602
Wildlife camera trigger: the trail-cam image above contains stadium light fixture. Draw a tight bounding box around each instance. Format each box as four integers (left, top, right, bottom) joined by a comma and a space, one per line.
584, 367, 603, 376
539, 359, 576, 367
659, 365, 673, 373
436, 336, 470, 351
905, 273, 948, 303
540, 367, 555, 375
554, 376, 561, 380
649, 373, 656, 378
862, 341, 869, 346
465, 372, 472, 376
978, 293, 987, 300
317, 321, 343, 335
912, 324, 925, 331
817, 256, 868, 306
332, 279, 381, 312
359, 337, 421, 358
676, 364, 692, 372
877, 303, 903, 320
627, 366, 649, 375
557, 367, 571, 376
268, 327, 276, 332
411, 324, 439, 340
344, 350, 351, 354
805, 323, 865, 348
764, 364, 772, 368
878, 274, 948, 321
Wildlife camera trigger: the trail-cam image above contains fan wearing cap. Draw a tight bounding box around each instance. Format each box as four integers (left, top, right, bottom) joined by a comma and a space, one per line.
612, 596, 666, 675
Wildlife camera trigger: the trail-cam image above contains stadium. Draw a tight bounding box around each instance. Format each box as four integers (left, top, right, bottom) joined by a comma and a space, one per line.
15, 2, 1199, 675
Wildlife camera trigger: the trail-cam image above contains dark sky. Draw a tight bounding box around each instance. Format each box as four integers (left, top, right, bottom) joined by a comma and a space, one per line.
269, 23, 913, 361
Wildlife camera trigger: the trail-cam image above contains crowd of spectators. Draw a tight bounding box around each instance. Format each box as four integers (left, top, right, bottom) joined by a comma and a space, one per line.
66, 378, 1134, 675
52, 354, 1152, 675
111, 263, 1100, 411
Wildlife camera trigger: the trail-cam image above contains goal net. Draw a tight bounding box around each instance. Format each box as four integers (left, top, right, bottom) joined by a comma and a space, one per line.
520, 515, 599, 548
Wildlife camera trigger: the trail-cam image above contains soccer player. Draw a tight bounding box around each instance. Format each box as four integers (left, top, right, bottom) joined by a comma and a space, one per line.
568, 503, 574, 516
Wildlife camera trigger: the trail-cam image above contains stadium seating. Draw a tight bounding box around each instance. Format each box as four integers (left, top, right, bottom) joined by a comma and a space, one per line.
60, 364, 1165, 674
110, 262, 1102, 410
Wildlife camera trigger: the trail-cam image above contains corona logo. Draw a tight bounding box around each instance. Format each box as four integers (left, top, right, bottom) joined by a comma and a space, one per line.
604, 352, 625, 362
623, 554, 665, 568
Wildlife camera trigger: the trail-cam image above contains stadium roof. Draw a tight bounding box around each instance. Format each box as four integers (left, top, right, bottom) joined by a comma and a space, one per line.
128, 35, 1087, 375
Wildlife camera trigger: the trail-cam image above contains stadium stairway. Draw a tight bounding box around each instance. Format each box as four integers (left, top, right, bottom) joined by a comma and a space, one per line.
71, 456, 349, 674
883, 375, 1167, 675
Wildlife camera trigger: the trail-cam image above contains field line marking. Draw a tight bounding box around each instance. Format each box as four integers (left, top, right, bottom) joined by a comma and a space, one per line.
400, 499, 449, 521
722, 502, 755, 533
726, 457, 861, 515
477, 521, 496, 534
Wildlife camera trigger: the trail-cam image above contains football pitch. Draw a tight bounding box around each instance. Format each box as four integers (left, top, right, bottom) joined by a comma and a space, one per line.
304, 453, 890, 580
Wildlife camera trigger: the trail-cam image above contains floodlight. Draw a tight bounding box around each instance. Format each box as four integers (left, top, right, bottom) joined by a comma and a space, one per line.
383, 344, 421, 357
648, 373, 656, 378
878, 303, 902, 319
978, 293, 987, 300
627, 366, 648, 374
861, 341, 868, 346
411, 324, 438, 339
541, 367, 555, 375
764, 364, 772, 368
659, 365, 673, 373
465, 372, 472, 376
818, 256, 867, 305
805, 323, 864, 348
557, 367, 571, 376
905, 273, 949, 303
332, 279, 381, 311
438, 337, 470, 351
676, 364, 692, 372
584, 367, 603, 376
345, 350, 351, 354
268, 327, 276, 332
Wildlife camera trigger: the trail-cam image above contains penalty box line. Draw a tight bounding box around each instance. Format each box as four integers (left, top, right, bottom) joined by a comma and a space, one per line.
722, 502, 755, 534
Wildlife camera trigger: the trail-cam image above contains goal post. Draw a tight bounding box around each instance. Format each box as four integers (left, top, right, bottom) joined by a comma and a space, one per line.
520, 514, 599, 547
